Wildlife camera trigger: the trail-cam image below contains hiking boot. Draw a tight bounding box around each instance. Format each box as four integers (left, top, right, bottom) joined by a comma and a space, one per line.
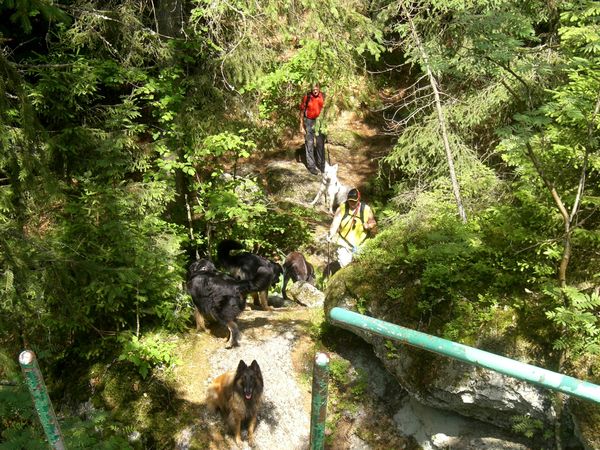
308, 168, 319, 175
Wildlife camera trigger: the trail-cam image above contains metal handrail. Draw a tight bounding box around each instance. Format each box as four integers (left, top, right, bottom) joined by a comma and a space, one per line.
309, 353, 330, 450
329, 307, 600, 403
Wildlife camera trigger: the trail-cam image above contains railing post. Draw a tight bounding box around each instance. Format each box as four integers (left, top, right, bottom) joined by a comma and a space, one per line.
310, 352, 330, 450
19, 350, 66, 450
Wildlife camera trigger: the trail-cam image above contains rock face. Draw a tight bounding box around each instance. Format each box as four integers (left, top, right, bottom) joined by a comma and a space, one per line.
369, 338, 554, 430
394, 396, 530, 450
324, 275, 558, 446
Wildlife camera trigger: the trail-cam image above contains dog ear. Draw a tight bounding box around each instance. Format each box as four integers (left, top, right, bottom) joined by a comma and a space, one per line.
250, 360, 263, 379
236, 360, 248, 374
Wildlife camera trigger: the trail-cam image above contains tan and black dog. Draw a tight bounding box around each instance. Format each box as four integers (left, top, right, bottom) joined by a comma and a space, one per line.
206, 360, 264, 445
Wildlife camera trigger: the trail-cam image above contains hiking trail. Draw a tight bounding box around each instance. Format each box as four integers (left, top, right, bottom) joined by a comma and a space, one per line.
169, 112, 398, 449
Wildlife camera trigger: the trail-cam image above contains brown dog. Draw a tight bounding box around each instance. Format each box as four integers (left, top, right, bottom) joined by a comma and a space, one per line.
282, 251, 315, 301
206, 360, 264, 445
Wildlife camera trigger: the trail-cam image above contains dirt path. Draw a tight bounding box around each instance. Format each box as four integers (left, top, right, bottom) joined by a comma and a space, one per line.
283, 110, 392, 191
172, 307, 320, 450
167, 111, 548, 450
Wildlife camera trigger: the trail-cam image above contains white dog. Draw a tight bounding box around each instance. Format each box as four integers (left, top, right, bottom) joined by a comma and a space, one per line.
310, 162, 349, 213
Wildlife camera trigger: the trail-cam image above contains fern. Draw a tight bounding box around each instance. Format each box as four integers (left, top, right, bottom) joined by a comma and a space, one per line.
546, 288, 600, 357
511, 414, 544, 439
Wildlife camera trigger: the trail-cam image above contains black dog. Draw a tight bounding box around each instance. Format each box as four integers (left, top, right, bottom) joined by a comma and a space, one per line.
187, 259, 266, 348
323, 260, 341, 278
282, 252, 315, 301
217, 240, 283, 311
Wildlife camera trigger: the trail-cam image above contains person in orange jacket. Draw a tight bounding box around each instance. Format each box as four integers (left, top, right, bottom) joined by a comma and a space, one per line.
299, 83, 325, 175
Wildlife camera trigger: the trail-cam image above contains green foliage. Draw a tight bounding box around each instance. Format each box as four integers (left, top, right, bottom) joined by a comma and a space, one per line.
511, 414, 551, 440
1, 0, 71, 34
189, 161, 312, 256
0, 383, 131, 449
0, 12, 189, 365
0, 383, 42, 448
545, 287, 600, 357
118, 332, 182, 379
360, 184, 565, 346
355, 296, 368, 315
328, 357, 368, 400
329, 358, 352, 384
61, 412, 133, 450
212, 0, 387, 131
493, 1, 600, 290
384, 340, 400, 360
2, 0, 600, 441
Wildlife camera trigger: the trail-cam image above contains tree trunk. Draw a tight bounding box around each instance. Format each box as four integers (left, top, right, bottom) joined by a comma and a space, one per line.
156, 0, 184, 37
405, 11, 467, 223
428, 70, 467, 223
526, 143, 572, 288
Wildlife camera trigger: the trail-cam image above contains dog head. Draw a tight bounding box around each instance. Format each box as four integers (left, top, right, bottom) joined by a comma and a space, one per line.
322, 162, 338, 183
270, 260, 283, 284
234, 360, 263, 401
187, 258, 217, 279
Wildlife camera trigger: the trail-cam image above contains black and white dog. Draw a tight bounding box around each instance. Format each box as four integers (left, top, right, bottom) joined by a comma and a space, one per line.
217, 240, 283, 311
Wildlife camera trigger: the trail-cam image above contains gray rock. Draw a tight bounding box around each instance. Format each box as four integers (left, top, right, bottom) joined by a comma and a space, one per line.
286, 280, 324, 307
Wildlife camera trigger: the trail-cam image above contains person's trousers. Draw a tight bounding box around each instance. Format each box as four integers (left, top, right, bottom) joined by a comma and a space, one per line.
304, 118, 317, 171
337, 246, 354, 268
315, 133, 326, 172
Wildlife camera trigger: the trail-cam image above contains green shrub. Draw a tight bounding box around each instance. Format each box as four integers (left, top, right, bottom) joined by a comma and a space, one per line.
117, 333, 182, 379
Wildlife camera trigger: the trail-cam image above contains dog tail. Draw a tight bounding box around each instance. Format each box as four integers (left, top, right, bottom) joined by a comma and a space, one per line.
217, 239, 245, 265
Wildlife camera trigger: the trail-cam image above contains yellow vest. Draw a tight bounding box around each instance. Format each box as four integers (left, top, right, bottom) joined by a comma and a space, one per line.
337, 202, 372, 248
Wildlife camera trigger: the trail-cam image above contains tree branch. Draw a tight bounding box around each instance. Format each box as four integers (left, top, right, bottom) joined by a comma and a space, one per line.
525, 142, 569, 224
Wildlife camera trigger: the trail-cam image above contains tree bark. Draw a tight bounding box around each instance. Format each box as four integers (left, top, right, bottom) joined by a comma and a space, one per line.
405, 10, 467, 223
157, 0, 183, 38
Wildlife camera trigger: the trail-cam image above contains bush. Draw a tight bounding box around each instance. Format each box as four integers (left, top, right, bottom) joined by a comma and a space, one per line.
117, 332, 182, 379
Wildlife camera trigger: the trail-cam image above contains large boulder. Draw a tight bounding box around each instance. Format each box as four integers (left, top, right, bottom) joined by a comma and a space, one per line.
324, 265, 558, 442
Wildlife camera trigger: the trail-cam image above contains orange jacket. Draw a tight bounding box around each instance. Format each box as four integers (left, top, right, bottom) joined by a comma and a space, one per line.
300, 92, 324, 120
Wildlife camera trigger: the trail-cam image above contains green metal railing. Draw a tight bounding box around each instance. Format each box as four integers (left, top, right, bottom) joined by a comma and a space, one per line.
309, 353, 330, 450
19, 350, 66, 450
329, 307, 600, 404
